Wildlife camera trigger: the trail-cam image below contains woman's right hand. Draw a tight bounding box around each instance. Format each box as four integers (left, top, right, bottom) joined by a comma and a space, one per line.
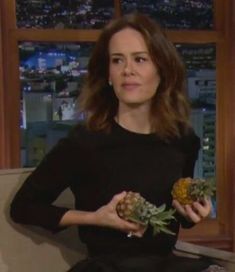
94, 191, 146, 237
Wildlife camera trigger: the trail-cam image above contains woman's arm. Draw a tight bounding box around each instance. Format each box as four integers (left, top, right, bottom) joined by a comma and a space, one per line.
173, 131, 212, 226
10, 137, 143, 236
174, 131, 202, 228
10, 138, 78, 232
59, 191, 146, 237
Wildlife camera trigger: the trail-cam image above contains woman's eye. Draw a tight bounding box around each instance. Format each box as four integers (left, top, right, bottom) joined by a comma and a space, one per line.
111, 58, 122, 64
135, 56, 147, 63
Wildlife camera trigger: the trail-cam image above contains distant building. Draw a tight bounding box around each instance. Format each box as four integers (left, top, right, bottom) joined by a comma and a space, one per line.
191, 109, 216, 178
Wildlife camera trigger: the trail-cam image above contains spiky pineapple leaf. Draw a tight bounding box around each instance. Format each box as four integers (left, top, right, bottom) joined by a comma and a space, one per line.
149, 207, 176, 236
152, 225, 176, 236
126, 215, 148, 226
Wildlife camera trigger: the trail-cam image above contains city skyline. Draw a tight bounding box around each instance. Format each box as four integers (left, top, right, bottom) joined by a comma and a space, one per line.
16, 0, 213, 29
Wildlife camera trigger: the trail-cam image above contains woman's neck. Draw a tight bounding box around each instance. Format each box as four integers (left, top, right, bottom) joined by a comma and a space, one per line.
115, 107, 152, 134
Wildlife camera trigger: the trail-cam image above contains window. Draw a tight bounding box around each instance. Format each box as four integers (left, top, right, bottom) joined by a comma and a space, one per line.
19, 41, 93, 166
1, 0, 234, 250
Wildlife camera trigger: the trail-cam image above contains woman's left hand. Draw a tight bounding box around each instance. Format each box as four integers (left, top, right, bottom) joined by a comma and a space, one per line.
172, 198, 212, 224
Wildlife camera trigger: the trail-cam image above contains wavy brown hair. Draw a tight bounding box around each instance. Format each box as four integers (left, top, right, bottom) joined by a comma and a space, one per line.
78, 12, 191, 140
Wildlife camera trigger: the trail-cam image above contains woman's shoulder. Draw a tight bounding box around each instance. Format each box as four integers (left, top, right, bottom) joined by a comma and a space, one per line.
68, 122, 88, 137
65, 122, 92, 143
175, 126, 201, 154
67, 122, 108, 146
182, 127, 200, 142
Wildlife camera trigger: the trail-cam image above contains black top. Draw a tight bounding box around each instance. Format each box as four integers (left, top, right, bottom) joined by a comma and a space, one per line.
10, 121, 200, 257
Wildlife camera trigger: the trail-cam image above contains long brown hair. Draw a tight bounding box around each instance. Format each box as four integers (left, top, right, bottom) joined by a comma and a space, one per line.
78, 12, 191, 140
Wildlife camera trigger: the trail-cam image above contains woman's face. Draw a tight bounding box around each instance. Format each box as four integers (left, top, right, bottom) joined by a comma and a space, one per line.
109, 27, 160, 110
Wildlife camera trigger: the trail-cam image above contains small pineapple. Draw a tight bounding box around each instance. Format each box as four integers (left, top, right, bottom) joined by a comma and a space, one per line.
116, 191, 176, 236
171, 177, 216, 205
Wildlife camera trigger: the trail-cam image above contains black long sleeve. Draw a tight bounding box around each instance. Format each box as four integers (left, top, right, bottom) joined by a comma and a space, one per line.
10, 138, 79, 232
10, 122, 201, 255
176, 131, 201, 229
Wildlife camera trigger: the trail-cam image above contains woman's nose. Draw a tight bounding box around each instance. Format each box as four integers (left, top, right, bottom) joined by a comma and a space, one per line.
123, 60, 135, 75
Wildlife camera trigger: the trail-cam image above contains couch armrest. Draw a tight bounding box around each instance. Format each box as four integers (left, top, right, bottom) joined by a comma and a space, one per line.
0, 168, 87, 272
174, 240, 235, 271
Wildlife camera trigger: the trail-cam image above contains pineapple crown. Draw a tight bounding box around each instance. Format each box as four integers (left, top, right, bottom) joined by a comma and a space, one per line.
148, 204, 176, 236
189, 178, 216, 200
122, 193, 176, 236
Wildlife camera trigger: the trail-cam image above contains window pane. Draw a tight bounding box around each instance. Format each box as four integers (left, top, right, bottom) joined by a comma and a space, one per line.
19, 42, 94, 167
16, 0, 115, 29
121, 0, 214, 30
177, 43, 216, 217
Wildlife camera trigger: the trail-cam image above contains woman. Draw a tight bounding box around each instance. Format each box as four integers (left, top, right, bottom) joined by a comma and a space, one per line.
10, 13, 217, 271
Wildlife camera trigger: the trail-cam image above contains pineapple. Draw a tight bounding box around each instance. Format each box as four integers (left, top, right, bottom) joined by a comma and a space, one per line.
116, 191, 176, 236
171, 177, 216, 205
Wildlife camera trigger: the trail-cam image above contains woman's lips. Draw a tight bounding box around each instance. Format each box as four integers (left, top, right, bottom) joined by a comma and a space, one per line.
122, 83, 140, 90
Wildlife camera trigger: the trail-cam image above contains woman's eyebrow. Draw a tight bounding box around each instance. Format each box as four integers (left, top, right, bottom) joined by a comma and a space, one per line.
110, 53, 123, 57
132, 51, 149, 55
110, 51, 149, 56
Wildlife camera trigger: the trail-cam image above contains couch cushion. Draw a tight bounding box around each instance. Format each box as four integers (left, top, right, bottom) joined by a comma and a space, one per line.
0, 168, 87, 272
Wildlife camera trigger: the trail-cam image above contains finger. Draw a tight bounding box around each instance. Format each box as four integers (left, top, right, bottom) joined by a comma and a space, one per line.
133, 225, 147, 237
184, 205, 201, 223
115, 214, 143, 233
203, 197, 212, 209
110, 191, 126, 207
125, 221, 144, 232
192, 200, 212, 218
172, 200, 187, 217
126, 224, 147, 238
132, 232, 143, 238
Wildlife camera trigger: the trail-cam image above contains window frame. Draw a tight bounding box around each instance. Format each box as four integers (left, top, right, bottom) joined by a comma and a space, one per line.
0, 0, 235, 250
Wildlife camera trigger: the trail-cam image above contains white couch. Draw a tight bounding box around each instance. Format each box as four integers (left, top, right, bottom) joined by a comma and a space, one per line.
0, 168, 87, 272
1, 168, 235, 272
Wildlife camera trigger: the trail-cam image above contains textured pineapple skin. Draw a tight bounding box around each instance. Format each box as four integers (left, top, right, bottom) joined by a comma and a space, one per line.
171, 177, 194, 205
116, 191, 141, 220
